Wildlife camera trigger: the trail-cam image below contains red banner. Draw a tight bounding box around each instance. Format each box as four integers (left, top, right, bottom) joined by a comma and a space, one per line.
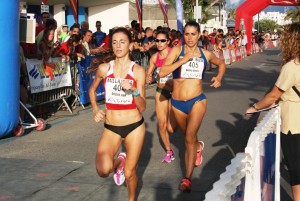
158, 0, 169, 27
135, 0, 142, 31
69, 0, 78, 23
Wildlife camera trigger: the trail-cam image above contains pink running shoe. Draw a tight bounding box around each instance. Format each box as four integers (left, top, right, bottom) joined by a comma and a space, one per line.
161, 150, 175, 163
113, 152, 126, 186
179, 178, 192, 192
195, 141, 204, 167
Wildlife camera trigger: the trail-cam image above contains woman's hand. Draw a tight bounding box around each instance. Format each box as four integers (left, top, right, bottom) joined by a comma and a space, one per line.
181, 52, 194, 64
120, 80, 133, 91
145, 74, 153, 84
210, 76, 222, 88
93, 108, 106, 123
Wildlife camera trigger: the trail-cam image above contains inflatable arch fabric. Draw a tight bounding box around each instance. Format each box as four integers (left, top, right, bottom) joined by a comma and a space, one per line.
236, 0, 300, 56
0, 0, 19, 137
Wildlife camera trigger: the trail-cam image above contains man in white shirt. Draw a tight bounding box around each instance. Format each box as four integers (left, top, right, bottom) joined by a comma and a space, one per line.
241, 30, 248, 46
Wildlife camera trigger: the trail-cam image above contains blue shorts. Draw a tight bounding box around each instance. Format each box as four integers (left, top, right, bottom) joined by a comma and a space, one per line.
171, 93, 206, 114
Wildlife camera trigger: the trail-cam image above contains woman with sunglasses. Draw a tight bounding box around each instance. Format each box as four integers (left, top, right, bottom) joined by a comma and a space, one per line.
146, 31, 178, 163
89, 27, 146, 201
159, 21, 226, 192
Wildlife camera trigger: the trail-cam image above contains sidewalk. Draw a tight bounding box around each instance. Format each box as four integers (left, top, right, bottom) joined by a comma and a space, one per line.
0, 48, 293, 201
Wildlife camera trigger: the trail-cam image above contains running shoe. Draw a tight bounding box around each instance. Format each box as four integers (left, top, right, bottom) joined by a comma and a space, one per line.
161, 150, 175, 163
113, 152, 126, 186
179, 178, 192, 192
195, 141, 204, 167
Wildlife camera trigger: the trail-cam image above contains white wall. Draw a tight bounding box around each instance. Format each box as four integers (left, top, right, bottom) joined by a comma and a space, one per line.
89, 2, 130, 33
53, 4, 66, 27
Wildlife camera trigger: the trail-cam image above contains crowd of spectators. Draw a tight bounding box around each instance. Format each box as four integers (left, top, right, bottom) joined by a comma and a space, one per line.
19, 10, 276, 119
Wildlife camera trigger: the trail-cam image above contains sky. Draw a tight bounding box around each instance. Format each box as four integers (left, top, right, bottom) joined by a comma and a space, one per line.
226, 0, 294, 12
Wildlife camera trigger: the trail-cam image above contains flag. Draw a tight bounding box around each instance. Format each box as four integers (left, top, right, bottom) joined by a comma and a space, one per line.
135, 0, 143, 31
158, 0, 169, 27
69, 0, 78, 23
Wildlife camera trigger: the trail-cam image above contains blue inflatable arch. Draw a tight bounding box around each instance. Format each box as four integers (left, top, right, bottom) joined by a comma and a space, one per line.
0, 0, 19, 137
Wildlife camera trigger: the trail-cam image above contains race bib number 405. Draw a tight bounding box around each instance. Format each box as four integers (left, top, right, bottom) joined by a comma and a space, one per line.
106, 78, 133, 104
181, 57, 204, 79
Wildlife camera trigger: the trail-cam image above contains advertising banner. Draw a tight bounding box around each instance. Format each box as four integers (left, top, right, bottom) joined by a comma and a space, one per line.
26, 58, 72, 94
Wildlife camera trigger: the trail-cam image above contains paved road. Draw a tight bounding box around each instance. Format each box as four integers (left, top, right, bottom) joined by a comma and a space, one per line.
0, 48, 293, 201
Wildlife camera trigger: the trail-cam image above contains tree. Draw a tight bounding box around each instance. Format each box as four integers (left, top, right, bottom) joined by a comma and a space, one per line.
255, 19, 279, 32
167, 0, 216, 23
227, 7, 236, 19
284, 6, 300, 23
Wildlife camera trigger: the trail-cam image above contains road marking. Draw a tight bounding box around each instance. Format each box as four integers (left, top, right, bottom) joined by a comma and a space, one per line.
255, 63, 266, 68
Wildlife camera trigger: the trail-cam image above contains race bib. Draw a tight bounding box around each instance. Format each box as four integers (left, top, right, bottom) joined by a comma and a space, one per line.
156, 68, 173, 84
181, 57, 204, 79
105, 78, 133, 104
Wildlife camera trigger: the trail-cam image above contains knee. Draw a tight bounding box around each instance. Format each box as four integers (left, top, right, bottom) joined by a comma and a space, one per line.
185, 135, 197, 145
95, 161, 113, 178
158, 120, 167, 131
124, 168, 136, 182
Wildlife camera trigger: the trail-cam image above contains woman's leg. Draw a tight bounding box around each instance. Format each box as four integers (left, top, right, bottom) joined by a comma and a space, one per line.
184, 100, 207, 179
124, 123, 146, 201
167, 99, 178, 134
155, 92, 172, 151
95, 130, 123, 177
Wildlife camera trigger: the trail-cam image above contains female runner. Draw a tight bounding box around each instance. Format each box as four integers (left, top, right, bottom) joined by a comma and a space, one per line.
159, 21, 226, 192
146, 31, 177, 163
89, 27, 146, 201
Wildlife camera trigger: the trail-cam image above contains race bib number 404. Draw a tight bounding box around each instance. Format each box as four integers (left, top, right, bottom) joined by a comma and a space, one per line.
180, 57, 204, 79
106, 78, 133, 104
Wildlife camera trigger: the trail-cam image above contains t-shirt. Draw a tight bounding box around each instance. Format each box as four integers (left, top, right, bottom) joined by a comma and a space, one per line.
93, 31, 106, 47
275, 59, 300, 134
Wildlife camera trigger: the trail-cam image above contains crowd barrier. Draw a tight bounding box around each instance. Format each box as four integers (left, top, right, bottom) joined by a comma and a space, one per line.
204, 107, 281, 201
26, 58, 74, 113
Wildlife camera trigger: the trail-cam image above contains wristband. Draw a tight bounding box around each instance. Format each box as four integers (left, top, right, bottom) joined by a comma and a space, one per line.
132, 88, 140, 97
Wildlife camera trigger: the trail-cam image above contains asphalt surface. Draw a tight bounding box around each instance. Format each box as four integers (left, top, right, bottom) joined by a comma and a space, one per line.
0, 48, 293, 201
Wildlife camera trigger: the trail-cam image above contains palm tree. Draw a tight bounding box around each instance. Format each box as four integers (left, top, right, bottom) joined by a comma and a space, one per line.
227, 7, 236, 19
284, 6, 300, 23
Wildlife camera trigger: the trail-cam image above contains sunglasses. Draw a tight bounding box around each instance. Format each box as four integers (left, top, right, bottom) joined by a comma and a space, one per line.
155, 39, 167, 43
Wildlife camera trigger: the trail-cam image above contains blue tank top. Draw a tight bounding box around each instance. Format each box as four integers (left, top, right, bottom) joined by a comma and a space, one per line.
173, 45, 208, 79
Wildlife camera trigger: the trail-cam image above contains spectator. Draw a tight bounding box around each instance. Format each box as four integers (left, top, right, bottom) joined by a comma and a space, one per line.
80, 21, 89, 35
57, 34, 84, 62
81, 30, 107, 56
245, 22, 300, 201
93, 21, 106, 47
62, 23, 80, 42
241, 30, 248, 47
57, 24, 69, 43
36, 12, 49, 36
39, 28, 60, 80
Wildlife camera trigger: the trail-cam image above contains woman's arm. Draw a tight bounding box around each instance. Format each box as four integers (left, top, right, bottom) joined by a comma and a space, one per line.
159, 46, 192, 77
204, 50, 226, 88
245, 86, 283, 114
89, 63, 108, 122
145, 53, 157, 84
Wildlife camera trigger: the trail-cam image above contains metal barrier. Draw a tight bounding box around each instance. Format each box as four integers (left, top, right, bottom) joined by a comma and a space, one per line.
29, 86, 73, 114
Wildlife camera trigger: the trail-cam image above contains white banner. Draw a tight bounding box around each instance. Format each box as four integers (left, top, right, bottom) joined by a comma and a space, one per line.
26, 58, 72, 94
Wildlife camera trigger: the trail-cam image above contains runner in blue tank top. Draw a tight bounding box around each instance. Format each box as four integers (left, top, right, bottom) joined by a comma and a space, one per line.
159, 21, 226, 192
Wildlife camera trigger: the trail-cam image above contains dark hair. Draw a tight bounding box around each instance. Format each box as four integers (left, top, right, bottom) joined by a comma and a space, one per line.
156, 30, 169, 40
41, 12, 49, 16
111, 27, 132, 43
184, 21, 200, 33
70, 23, 80, 31
42, 28, 54, 43
45, 18, 57, 29
85, 30, 93, 35
67, 34, 81, 46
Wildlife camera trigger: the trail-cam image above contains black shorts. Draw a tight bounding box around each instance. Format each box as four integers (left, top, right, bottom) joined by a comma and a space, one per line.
281, 132, 300, 186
